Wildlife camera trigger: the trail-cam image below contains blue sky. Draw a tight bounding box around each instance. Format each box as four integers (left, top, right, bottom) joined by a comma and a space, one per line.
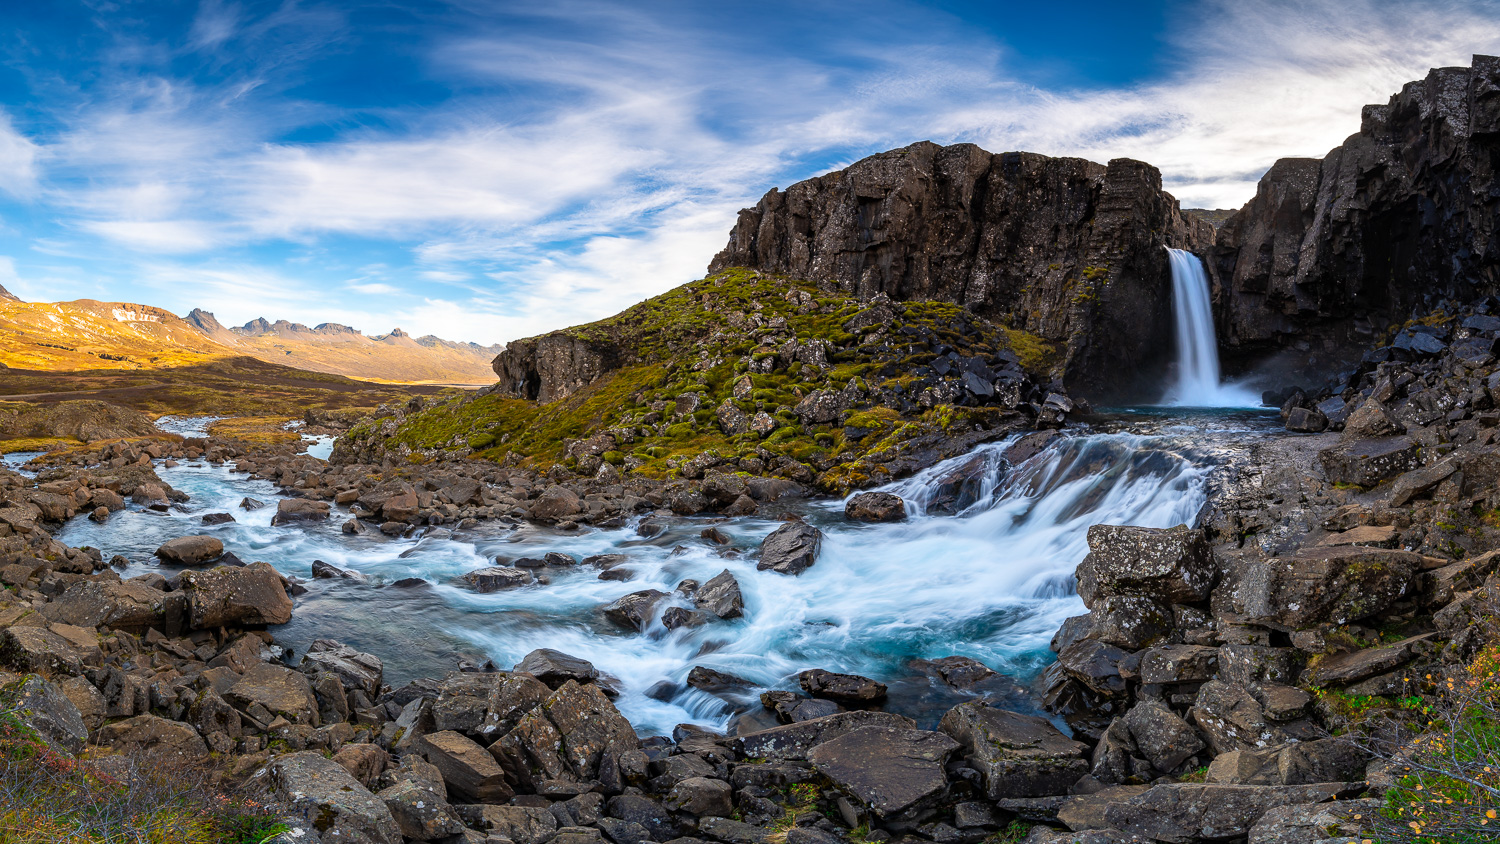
1, 0, 1497, 346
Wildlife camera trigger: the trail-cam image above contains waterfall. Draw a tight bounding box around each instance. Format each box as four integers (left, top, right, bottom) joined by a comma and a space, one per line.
1163, 248, 1258, 407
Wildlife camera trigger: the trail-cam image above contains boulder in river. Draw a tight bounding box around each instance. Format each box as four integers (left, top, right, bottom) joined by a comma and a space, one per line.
154, 535, 223, 566
462, 566, 531, 592
181, 562, 292, 628
272, 498, 331, 525
799, 669, 887, 704
515, 648, 600, 689
602, 590, 668, 631
757, 521, 823, 575
844, 491, 907, 522
692, 569, 744, 619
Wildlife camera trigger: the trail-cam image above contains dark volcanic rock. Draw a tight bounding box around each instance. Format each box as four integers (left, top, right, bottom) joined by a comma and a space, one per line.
807, 726, 960, 819
1209, 56, 1500, 372
515, 648, 600, 689
939, 702, 1090, 799
757, 521, 823, 575
708, 141, 1212, 397
844, 491, 907, 522
798, 669, 887, 703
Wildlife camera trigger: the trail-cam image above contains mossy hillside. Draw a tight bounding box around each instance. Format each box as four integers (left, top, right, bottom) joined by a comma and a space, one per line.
348, 269, 1055, 492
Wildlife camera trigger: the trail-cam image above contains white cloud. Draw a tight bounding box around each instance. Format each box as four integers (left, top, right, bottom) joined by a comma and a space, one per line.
0, 113, 40, 198
11, 0, 1500, 347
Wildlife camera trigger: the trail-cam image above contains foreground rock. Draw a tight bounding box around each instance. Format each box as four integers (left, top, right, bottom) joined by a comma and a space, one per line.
153, 535, 223, 565
262, 751, 401, 844
758, 522, 823, 575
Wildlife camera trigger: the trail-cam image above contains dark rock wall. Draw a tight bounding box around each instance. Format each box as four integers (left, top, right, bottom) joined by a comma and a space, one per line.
1210, 55, 1500, 372
708, 141, 1214, 398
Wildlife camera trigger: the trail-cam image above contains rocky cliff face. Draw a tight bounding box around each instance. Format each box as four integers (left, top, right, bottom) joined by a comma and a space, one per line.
1210, 55, 1500, 373
707, 141, 1214, 398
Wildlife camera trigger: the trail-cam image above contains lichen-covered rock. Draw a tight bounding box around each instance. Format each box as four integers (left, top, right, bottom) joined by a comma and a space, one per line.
939, 702, 1090, 799
1223, 546, 1422, 629
807, 726, 959, 819
430, 670, 548, 741
154, 535, 224, 565
4, 674, 87, 754
1317, 437, 1420, 487
735, 710, 916, 761
228, 663, 321, 726
1076, 525, 1215, 608
491, 680, 638, 789
97, 714, 209, 763
1103, 782, 1349, 844
301, 639, 384, 698
181, 562, 292, 628
38, 580, 170, 632
261, 750, 401, 844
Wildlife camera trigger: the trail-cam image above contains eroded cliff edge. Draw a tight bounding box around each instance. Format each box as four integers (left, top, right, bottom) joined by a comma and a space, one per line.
1210, 55, 1500, 375
705, 142, 1213, 399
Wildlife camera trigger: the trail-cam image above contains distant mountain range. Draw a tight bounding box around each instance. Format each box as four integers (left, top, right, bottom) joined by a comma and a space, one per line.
0, 289, 501, 384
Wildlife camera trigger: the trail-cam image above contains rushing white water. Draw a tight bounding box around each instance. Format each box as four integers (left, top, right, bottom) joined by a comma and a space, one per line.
58, 427, 1230, 734
1162, 248, 1260, 407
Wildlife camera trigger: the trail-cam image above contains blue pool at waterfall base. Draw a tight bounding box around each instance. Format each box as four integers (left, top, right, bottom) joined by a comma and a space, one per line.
57, 417, 1275, 735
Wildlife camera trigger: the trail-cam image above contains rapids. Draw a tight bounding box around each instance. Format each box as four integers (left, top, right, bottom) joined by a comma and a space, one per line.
53, 415, 1276, 736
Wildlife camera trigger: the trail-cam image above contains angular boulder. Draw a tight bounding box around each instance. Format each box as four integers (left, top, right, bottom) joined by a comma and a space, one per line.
807, 726, 959, 819
181, 562, 293, 628
262, 750, 401, 844
420, 729, 513, 803
602, 589, 667, 631
844, 491, 907, 522
1226, 546, 1422, 629
735, 710, 916, 761
97, 714, 209, 762
693, 569, 745, 619
301, 638, 384, 698
1103, 782, 1348, 843
757, 522, 823, 575
4, 674, 87, 754
430, 671, 549, 740
39, 580, 169, 632
515, 648, 599, 689
271, 498, 331, 525
463, 566, 531, 592
1318, 436, 1420, 487
799, 669, 887, 703
938, 702, 1089, 799
491, 680, 638, 788
1076, 525, 1214, 608
154, 535, 223, 566
228, 663, 321, 726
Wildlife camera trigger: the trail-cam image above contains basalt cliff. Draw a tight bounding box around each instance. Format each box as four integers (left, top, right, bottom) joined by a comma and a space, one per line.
1209, 55, 1500, 375
707, 143, 1214, 398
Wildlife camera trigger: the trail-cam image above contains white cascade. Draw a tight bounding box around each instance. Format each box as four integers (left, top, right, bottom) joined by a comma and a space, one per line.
1163, 248, 1258, 407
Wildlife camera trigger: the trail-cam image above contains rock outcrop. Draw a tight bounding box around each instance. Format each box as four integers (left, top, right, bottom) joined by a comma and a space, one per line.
707, 141, 1213, 397
1210, 55, 1500, 374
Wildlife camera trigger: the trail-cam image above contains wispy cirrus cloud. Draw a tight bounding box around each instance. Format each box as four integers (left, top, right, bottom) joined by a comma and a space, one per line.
0, 0, 1497, 345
